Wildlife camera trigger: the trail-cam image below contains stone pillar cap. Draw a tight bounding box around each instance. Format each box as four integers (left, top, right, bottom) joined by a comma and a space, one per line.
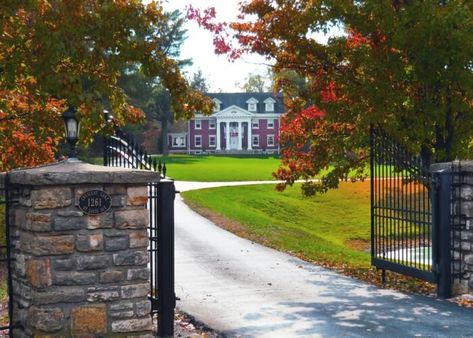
430, 160, 473, 173
8, 159, 161, 186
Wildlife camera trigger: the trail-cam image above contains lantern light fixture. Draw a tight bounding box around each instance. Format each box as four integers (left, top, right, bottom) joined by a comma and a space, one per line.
62, 106, 80, 159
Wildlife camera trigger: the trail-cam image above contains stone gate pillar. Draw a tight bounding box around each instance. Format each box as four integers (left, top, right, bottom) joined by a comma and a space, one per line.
7, 160, 159, 337
432, 161, 473, 296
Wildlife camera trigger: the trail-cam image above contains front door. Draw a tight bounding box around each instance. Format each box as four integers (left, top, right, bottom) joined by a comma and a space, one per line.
230, 128, 238, 149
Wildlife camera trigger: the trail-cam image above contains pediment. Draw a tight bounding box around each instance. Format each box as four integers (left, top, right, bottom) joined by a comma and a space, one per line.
214, 105, 253, 118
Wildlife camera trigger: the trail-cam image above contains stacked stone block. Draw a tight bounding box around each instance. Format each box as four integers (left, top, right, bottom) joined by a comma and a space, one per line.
452, 164, 473, 295
7, 161, 159, 337
433, 161, 473, 296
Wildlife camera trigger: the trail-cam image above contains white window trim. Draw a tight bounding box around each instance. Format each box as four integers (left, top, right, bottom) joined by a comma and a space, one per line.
265, 103, 274, 112
213, 98, 222, 112
252, 120, 259, 129
209, 135, 216, 147
267, 119, 274, 129
209, 120, 216, 129
248, 103, 257, 112
171, 135, 186, 148
267, 134, 275, 147
252, 135, 259, 147
195, 120, 202, 130
194, 135, 202, 148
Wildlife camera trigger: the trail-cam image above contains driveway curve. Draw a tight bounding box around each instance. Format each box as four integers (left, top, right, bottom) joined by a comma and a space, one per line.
174, 181, 473, 338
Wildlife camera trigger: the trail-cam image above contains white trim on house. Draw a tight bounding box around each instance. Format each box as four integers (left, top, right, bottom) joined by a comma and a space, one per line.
170, 133, 187, 148
252, 134, 259, 147
267, 119, 274, 129
267, 134, 275, 147
246, 97, 259, 112
209, 135, 216, 148
209, 119, 216, 129
194, 120, 202, 130
264, 97, 276, 112
194, 135, 202, 148
213, 98, 222, 112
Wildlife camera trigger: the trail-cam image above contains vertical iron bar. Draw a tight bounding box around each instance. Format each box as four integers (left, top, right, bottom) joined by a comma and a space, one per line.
433, 171, 452, 298
157, 180, 175, 337
370, 125, 375, 263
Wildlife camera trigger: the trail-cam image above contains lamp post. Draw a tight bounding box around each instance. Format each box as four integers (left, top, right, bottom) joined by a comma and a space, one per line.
62, 106, 80, 159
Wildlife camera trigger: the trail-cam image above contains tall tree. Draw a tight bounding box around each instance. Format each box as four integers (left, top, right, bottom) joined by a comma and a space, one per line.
239, 73, 270, 93
189, 1, 473, 194
119, 10, 191, 156
0, 1, 212, 171
189, 69, 210, 93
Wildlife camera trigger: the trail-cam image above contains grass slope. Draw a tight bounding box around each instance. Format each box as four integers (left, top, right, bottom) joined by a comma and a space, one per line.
182, 181, 371, 269
158, 155, 280, 181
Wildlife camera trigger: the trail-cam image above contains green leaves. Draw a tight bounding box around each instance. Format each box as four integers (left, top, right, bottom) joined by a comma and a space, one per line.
227, 0, 473, 193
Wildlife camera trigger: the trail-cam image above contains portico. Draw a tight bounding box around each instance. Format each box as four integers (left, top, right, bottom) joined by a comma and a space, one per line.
215, 106, 253, 151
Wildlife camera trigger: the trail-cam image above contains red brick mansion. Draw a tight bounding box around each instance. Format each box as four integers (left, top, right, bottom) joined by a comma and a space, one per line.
168, 92, 284, 154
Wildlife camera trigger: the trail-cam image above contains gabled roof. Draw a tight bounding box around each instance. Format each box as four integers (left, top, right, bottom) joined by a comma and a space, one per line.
214, 105, 253, 119
206, 92, 284, 115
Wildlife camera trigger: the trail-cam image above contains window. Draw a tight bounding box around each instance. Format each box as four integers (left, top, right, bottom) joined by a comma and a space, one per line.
265, 102, 274, 112
267, 119, 274, 129
172, 135, 186, 148
246, 98, 259, 112
195, 120, 202, 130
209, 135, 216, 147
213, 98, 222, 112
264, 97, 276, 112
209, 120, 216, 129
252, 120, 259, 129
252, 135, 259, 147
195, 135, 202, 147
267, 135, 275, 147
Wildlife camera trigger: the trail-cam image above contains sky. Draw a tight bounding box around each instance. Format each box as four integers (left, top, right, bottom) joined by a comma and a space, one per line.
162, 0, 271, 93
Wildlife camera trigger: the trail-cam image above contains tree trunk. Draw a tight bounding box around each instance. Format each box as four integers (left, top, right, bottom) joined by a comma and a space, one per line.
161, 118, 169, 156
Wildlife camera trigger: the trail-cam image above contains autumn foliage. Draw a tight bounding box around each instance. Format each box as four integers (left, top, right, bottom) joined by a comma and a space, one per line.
190, 1, 473, 194
0, 1, 213, 171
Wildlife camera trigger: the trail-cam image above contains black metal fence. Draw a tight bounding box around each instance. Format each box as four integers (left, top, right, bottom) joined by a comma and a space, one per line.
104, 128, 175, 337
104, 128, 167, 175
370, 126, 435, 283
370, 126, 462, 298
0, 174, 13, 337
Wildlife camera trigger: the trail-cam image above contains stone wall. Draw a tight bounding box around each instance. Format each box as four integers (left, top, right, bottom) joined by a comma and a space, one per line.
7, 161, 159, 337
432, 161, 473, 296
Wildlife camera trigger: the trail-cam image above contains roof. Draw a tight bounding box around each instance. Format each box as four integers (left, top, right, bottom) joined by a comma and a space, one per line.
206, 92, 284, 115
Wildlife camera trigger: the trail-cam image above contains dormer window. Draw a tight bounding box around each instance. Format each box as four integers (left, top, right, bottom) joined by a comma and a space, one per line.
246, 98, 259, 112
264, 97, 276, 112
213, 98, 222, 112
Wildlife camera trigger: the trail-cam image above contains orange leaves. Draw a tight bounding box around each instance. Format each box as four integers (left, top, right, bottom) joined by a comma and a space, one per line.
0, 88, 64, 171
1, 1, 212, 170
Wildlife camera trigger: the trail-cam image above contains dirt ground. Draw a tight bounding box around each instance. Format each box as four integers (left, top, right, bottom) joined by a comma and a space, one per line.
174, 310, 223, 338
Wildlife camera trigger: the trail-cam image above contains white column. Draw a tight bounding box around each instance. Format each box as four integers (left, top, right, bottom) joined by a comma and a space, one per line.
226, 122, 230, 150
237, 122, 242, 150
247, 120, 252, 150
216, 121, 221, 150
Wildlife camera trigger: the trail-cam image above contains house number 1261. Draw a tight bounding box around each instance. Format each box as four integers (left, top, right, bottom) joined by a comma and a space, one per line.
78, 190, 112, 215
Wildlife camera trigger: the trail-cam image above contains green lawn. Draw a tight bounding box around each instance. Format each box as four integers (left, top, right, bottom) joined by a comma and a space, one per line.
157, 154, 281, 181
182, 181, 372, 269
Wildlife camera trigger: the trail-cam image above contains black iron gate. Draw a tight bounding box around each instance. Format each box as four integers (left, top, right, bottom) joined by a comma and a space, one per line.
370, 126, 453, 297
0, 174, 14, 337
104, 129, 175, 336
